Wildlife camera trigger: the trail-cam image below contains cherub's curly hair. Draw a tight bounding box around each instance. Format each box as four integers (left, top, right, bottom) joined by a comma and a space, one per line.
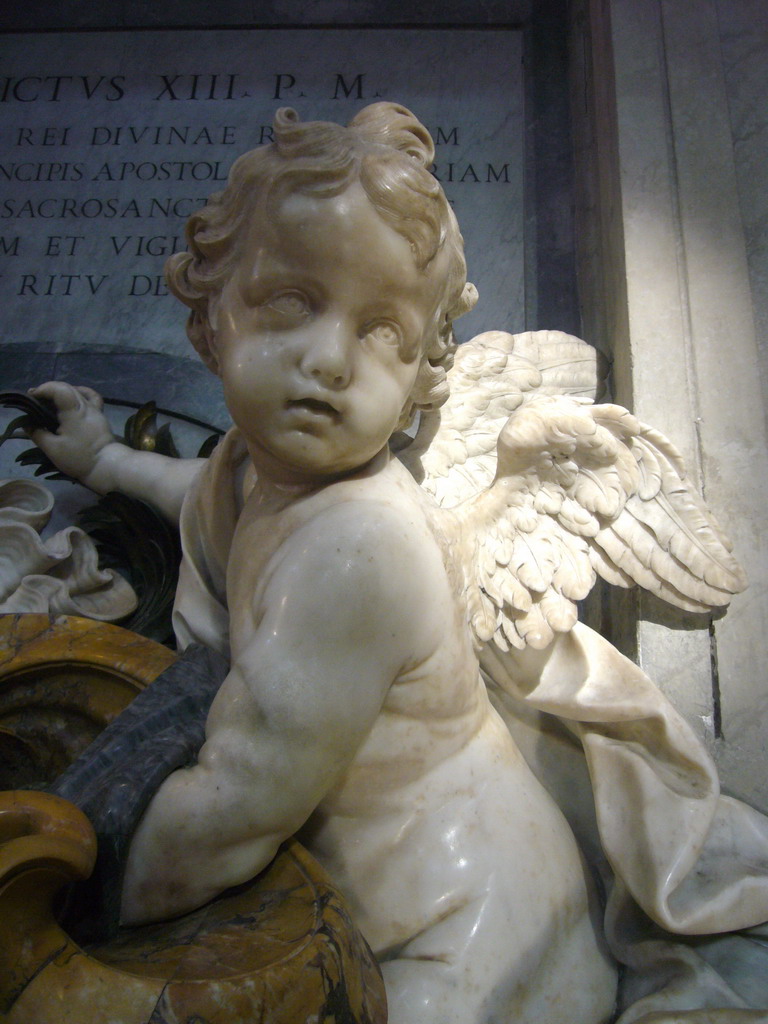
165, 103, 477, 415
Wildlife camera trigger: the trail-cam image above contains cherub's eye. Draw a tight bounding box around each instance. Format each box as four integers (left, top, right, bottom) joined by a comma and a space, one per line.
264, 291, 310, 318
364, 320, 402, 348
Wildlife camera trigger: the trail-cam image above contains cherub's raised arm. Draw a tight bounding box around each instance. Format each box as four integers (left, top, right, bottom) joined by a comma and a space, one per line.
30, 382, 204, 523
120, 502, 438, 924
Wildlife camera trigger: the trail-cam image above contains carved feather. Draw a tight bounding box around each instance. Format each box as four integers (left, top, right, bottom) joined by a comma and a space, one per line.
400, 329, 604, 506
400, 331, 747, 650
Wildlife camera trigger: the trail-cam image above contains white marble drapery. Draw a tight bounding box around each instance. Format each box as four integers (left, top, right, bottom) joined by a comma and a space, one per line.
0, 478, 136, 619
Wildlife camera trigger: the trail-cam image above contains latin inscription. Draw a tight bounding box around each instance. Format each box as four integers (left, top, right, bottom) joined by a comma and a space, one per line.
1, 30, 524, 349
1, 107, 508, 297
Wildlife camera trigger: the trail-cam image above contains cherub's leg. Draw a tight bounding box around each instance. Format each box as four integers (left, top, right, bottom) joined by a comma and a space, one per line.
380, 896, 490, 1024
380, 889, 616, 1024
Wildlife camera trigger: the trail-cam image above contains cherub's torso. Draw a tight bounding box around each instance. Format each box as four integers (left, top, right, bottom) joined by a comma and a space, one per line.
223, 453, 613, 1008
227, 454, 483, 782
230, 462, 463, 749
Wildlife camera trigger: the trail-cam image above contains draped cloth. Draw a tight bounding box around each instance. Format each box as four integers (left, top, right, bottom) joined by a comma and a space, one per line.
483, 633, 768, 1022
173, 429, 250, 658
174, 429, 768, 1023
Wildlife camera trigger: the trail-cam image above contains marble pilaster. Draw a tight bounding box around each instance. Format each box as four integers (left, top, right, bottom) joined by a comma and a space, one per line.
574, 0, 768, 809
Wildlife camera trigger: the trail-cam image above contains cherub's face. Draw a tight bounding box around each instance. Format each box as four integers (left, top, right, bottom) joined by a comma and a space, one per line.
213, 181, 446, 483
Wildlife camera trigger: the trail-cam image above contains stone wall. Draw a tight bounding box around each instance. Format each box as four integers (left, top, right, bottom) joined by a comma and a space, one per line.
572, 0, 768, 810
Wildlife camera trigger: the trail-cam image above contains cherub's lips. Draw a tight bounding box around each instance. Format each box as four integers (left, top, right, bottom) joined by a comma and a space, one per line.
286, 396, 341, 422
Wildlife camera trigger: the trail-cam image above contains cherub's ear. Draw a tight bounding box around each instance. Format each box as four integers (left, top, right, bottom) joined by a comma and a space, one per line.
187, 308, 220, 376
207, 294, 220, 338
456, 282, 479, 318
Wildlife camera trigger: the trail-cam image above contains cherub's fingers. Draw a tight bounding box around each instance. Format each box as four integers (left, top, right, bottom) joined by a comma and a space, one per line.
29, 381, 87, 415
75, 386, 105, 410
24, 382, 114, 483
27, 418, 63, 444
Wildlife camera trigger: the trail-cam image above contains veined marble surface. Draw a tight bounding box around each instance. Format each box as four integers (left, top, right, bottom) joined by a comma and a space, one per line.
717, 0, 768, 402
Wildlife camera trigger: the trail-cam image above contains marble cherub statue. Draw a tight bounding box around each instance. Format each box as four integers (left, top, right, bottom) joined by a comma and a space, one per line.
29, 104, 768, 1024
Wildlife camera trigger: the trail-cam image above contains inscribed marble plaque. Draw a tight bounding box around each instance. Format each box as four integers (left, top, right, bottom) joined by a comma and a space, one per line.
0, 30, 524, 359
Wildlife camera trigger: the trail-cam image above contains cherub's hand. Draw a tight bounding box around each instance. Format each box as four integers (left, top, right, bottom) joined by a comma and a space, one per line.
29, 381, 116, 489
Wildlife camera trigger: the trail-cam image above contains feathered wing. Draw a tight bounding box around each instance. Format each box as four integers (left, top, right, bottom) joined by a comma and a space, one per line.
399, 331, 747, 651
399, 329, 606, 505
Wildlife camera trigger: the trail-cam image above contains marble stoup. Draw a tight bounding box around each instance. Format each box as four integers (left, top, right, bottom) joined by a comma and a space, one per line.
0, 618, 385, 1024
0, 477, 135, 619
24, 103, 768, 1023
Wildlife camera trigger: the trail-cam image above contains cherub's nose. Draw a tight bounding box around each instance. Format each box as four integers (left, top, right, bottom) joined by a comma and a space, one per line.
299, 320, 352, 389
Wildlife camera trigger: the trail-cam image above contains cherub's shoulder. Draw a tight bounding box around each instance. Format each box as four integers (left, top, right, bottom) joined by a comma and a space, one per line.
296, 494, 440, 575
255, 495, 449, 656
273, 486, 441, 595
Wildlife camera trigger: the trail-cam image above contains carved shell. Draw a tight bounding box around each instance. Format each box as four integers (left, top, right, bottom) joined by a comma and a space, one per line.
0, 478, 136, 620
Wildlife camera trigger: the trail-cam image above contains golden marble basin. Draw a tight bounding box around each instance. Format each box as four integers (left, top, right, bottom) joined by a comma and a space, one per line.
0, 614, 176, 791
0, 615, 386, 1024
